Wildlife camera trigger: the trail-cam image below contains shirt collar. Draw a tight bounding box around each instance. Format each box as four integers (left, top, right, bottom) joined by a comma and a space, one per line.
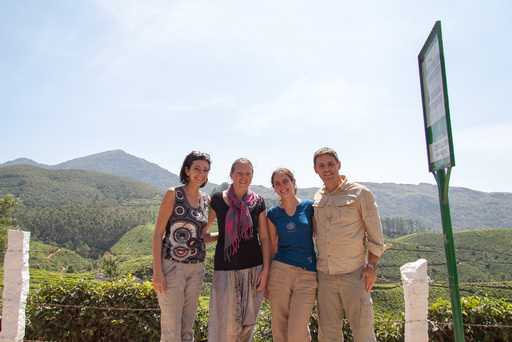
321, 175, 349, 194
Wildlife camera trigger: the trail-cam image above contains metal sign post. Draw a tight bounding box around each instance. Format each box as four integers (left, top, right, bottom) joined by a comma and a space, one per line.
418, 20, 464, 342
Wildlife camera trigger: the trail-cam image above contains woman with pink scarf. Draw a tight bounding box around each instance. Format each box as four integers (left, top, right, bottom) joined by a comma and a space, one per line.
206, 158, 271, 342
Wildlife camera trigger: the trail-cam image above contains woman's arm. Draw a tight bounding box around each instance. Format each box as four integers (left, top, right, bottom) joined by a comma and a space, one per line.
256, 210, 271, 291
267, 218, 278, 259
203, 199, 218, 243
152, 188, 175, 294
312, 215, 317, 238
264, 217, 278, 300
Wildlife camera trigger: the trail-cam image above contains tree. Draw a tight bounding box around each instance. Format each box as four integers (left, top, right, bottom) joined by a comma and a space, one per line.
1, 193, 22, 261
100, 252, 119, 279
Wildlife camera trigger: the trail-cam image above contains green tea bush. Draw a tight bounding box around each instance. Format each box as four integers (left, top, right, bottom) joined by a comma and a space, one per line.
26, 277, 160, 342
429, 296, 512, 341
24, 278, 512, 342
374, 314, 405, 342
193, 297, 209, 341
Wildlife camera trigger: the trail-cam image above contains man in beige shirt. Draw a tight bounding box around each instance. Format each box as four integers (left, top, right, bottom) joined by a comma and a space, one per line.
313, 147, 390, 342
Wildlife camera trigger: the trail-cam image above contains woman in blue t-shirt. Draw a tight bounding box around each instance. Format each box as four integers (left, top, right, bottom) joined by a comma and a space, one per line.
266, 168, 318, 342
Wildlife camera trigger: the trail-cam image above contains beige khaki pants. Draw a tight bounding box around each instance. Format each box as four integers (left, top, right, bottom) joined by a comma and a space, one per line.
157, 258, 205, 342
317, 268, 376, 342
268, 260, 318, 342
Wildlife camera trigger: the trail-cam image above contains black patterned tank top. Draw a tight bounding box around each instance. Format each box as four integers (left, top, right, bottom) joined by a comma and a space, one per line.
162, 187, 209, 263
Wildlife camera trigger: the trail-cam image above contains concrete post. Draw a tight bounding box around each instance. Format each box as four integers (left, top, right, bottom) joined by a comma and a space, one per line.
401, 259, 429, 342
0, 230, 30, 342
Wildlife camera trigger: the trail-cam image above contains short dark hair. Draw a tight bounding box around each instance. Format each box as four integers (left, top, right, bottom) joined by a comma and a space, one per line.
271, 168, 297, 195
179, 151, 211, 188
313, 147, 339, 166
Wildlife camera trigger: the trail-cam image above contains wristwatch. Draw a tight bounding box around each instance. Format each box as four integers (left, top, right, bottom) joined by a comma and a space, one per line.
366, 263, 378, 270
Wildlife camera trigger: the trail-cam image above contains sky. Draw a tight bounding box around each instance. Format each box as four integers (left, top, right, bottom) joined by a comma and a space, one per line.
1, 1, 511, 193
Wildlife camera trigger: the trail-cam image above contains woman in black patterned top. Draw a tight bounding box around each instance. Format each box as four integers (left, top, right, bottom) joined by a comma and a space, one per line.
206, 158, 271, 342
152, 151, 217, 342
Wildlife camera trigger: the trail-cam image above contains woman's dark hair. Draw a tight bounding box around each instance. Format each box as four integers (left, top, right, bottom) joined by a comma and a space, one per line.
179, 151, 211, 188
271, 168, 297, 195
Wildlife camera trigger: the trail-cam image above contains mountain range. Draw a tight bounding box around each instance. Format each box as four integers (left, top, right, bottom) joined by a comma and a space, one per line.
0, 150, 182, 192
2, 149, 512, 231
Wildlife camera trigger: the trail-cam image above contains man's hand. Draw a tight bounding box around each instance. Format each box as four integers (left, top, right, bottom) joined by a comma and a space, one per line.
360, 266, 377, 292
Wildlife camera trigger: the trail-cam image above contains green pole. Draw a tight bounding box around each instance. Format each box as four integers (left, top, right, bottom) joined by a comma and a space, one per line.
434, 167, 464, 341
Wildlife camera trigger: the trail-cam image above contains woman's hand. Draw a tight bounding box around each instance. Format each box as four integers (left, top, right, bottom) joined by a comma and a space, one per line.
256, 268, 269, 291
263, 286, 270, 300
152, 270, 166, 294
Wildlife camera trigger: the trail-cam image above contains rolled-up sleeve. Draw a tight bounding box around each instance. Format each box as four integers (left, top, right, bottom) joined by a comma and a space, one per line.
361, 189, 391, 257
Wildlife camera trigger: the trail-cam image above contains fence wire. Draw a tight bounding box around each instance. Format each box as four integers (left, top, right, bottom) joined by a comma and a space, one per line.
2, 245, 512, 341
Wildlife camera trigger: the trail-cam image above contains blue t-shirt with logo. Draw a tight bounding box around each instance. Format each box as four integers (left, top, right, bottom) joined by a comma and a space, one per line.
267, 199, 316, 272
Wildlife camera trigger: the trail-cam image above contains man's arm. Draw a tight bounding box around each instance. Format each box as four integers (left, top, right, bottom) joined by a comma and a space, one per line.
359, 188, 391, 291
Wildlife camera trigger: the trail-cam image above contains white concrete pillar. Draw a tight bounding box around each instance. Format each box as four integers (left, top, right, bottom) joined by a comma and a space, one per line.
0, 230, 30, 342
400, 258, 429, 342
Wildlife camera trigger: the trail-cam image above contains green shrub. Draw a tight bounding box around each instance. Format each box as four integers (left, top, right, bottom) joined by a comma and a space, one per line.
429, 296, 512, 341
24, 278, 512, 342
193, 297, 209, 341
375, 313, 405, 342
26, 277, 160, 342
253, 301, 272, 341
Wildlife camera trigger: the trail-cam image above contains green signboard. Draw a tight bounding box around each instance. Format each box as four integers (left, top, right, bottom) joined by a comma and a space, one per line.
418, 21, 455, 172
418, 21, 464, 342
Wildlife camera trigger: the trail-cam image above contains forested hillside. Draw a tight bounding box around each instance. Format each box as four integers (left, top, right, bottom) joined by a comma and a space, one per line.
15, 199, 153, 253
0, 165, 162, 254
53, 150, 180, 192
364, 182, 512, 231
0, 150, 217, 193
2, 151, 512, 232
0, 164, 163, 207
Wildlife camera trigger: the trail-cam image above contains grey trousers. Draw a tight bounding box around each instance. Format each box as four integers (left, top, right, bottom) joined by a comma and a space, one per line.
208, 265, 264, 342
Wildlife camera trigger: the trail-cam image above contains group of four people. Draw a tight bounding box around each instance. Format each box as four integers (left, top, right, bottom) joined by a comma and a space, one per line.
152, 147, 389, 342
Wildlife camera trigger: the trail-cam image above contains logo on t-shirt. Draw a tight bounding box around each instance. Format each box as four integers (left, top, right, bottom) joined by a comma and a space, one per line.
286, 222, 297, 233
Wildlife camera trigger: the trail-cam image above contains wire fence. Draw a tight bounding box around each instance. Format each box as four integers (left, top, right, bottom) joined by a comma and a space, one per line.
6, 296, 512, 342
2, 244, 512, 341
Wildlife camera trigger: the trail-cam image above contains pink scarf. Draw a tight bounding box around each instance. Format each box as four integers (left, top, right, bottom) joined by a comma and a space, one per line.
224, 184, 260, 261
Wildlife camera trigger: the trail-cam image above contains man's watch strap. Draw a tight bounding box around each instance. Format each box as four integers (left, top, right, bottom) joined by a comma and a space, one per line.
366, 263, 378, 270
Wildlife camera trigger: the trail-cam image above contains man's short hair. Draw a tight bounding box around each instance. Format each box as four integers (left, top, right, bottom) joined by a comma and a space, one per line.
313, 147, 339, 166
